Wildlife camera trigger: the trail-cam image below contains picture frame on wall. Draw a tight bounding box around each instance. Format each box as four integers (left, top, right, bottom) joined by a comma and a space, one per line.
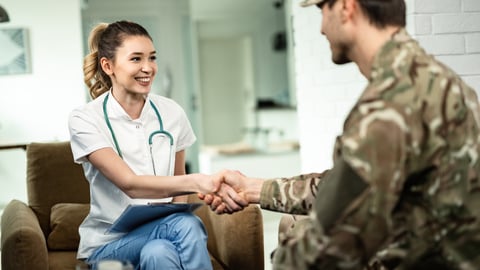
0, 28, 31, 75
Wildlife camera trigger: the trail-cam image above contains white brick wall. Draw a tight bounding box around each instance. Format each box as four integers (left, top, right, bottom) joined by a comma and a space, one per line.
415, 0, 461, 13
466, 33, 480, 53
433, 14, 480, 33
289, 0, 480, 173
414, 0, 480, 92
464, 0, 480, 12
416, 34, 465, 54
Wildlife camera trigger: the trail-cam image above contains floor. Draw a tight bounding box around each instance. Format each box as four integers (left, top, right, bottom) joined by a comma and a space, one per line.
261, 210, 284, 270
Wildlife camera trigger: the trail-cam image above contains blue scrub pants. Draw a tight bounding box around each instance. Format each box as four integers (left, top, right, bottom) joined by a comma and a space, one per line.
87, 212, 212, 270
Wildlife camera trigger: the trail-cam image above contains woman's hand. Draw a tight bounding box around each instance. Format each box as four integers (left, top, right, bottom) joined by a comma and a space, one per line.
195, 172, 223, 195
198, 170, 250, 214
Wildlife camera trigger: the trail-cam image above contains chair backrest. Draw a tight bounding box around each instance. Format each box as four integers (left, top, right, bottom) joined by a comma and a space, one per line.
26, 141, 90, 237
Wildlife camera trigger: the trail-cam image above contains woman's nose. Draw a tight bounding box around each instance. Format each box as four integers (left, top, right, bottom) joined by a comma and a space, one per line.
141, 62, 155, 73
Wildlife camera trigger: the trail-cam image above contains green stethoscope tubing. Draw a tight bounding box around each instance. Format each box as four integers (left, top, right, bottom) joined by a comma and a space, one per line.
103, 93, 174, 175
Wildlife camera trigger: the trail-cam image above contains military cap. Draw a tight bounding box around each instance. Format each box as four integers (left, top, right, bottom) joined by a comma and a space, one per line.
300, 0, 327, 7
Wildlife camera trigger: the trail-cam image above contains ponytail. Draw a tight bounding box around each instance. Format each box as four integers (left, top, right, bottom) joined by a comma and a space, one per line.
83, 23, 111, 99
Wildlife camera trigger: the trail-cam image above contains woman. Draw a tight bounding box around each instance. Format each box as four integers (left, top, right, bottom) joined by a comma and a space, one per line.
69, 20, 216, 269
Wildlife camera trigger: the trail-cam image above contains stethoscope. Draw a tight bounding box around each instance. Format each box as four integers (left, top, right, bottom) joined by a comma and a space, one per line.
103, 93, 175, 176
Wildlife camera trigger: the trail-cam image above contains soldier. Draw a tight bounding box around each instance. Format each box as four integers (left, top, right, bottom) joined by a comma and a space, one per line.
202, 0, 480, 269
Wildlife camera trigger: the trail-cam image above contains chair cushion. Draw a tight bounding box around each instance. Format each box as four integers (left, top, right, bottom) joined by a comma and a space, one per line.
26, 141, 90, 237
47, 203, 89, 250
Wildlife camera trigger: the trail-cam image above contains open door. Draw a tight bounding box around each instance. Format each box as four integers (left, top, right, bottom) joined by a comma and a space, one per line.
198, 35, 255, 145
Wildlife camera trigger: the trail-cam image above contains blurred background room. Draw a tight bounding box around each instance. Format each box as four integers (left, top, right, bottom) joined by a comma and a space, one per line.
0, 0, 479, 269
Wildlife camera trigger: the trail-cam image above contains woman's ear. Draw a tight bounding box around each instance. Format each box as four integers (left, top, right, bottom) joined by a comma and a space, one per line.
100, 57, 113, 75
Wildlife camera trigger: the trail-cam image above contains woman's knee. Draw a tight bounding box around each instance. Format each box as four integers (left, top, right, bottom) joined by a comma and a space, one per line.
140, 239, 181, 268
174, 213, 207, 236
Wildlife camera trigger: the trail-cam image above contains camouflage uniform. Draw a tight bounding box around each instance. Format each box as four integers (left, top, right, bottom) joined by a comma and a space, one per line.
259, 29, 480, 270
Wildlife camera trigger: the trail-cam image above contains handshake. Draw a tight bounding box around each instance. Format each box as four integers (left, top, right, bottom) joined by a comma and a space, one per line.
197, 170, 264, 214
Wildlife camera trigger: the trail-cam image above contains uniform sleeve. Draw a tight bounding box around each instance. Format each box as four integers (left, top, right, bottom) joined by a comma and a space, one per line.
259, 172, 327, 215
68, 108, 111, 164
175, 107, 196, 152
268, 101, 412, 269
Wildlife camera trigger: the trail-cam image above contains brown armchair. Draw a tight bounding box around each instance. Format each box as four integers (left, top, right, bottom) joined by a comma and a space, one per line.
1, 141, 264, 270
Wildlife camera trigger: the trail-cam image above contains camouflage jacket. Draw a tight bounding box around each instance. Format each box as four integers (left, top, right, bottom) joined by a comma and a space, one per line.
260, 29, 480, 270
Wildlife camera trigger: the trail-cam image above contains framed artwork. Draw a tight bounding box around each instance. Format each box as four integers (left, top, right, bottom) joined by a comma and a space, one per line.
0, 28, 31, 75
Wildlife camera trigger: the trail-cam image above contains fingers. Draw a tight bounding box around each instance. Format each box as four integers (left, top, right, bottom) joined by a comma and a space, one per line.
219, 183, 248, 208
198, 170, 251, 214
199, 193, 214, 204
201, 187, 244, 214
233, 170, 246, 177
210, 195, 223, 209
209, 183, 247, 214
209, 195, 233, 214
217, 186, 242, 212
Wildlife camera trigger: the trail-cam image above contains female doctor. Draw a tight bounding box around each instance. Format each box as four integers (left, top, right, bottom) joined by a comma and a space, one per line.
68, 21, 224, 269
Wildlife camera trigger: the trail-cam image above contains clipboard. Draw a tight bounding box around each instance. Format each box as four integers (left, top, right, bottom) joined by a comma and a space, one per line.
107, 202, 203, 234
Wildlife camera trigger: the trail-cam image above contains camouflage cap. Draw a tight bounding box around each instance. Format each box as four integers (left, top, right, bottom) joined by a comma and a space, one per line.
300, 0, 327, 7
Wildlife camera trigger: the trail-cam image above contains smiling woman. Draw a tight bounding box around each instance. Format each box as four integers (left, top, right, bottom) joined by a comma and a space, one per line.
68, 20, 219, 269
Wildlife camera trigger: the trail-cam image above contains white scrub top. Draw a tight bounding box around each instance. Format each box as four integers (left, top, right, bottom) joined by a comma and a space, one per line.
68, 91, 196, 259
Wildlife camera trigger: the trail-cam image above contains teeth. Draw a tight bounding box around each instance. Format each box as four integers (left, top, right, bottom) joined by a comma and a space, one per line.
137, 77, 151, 82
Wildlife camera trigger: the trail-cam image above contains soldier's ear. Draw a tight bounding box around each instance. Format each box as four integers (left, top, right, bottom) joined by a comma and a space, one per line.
340, 0, 357, 23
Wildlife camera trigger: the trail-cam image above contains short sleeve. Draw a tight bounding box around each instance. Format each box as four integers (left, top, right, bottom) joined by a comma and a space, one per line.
68, 107, 111, 164
175, 107, 196, 152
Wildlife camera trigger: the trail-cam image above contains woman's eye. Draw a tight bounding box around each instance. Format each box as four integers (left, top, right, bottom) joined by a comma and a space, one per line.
150, 55, 157, 61
131, 57, 141, 62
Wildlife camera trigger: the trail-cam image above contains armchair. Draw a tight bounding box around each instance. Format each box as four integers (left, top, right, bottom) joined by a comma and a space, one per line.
1, 141, 264, 270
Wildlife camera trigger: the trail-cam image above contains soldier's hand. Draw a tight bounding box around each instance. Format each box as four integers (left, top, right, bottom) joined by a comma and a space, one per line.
198, 170, 249, 214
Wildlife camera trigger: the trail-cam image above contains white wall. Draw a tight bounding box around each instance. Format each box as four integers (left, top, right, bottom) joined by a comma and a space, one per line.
0, 0, 84, 205
0, 0, 85, 142
413, 0, 480, 94
289, 0, 480, 173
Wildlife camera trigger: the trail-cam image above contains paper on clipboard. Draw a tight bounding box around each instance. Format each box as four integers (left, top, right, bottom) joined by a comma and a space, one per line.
107, 202, 203, 234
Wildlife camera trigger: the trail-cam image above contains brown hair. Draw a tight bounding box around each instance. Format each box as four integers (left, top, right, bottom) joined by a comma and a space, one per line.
83, 20, 153, 99
322, 0, 406, 28
358, 0, 406, 28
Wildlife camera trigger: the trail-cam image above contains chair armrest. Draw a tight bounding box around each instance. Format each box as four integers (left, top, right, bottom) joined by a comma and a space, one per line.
1, 199, 48, 270
194, 202, 265, 270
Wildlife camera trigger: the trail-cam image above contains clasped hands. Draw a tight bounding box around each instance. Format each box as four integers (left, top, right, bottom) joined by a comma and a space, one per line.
198, 170, 261, 214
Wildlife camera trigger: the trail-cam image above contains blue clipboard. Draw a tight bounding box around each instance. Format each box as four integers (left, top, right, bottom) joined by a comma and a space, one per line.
107, 202, 203, 234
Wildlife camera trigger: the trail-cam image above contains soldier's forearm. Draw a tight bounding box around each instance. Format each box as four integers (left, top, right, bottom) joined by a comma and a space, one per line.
259, 174, 323, 214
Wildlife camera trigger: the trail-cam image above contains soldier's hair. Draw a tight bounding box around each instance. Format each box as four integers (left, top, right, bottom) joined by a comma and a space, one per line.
323, 0, 406, 28
357, 0, 406, 28
83, 20, 153, 99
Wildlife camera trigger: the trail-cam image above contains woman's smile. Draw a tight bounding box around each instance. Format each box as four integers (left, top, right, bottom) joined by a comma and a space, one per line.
136, 76, 152, 86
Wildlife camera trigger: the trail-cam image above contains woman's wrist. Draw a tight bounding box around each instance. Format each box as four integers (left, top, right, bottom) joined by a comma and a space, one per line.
192, 173, 214, 194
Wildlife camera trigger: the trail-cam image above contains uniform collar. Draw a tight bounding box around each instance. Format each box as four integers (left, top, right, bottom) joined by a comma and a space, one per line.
104, 90, 151, 122
359, 28, 415, 101
370, 28, 412, 82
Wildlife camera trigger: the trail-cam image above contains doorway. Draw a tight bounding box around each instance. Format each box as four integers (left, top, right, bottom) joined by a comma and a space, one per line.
198, 36, 255, 145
